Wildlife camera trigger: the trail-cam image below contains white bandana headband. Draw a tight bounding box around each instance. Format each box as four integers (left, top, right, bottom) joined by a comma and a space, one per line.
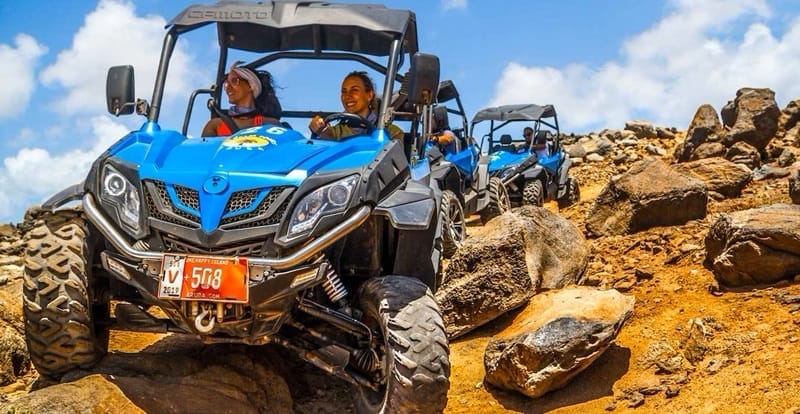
229, 61, 262, 98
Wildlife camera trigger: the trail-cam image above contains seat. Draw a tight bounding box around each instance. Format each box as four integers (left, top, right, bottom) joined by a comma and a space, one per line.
497, 134, 516, 152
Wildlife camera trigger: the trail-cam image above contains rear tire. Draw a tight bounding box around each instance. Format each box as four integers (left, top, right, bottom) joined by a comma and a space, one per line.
479, 177, 510, 224
523, 179, 544, 206
355, 276, 450, 414
440, 190, 465, 258
557, 177, 581, 209
22, 210, 108, 381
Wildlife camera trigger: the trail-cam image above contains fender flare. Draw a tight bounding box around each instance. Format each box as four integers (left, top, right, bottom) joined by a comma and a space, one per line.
42, 184, 85, 211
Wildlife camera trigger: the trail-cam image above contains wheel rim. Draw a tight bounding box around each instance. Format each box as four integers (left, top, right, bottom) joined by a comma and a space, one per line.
448, 201, 465, 243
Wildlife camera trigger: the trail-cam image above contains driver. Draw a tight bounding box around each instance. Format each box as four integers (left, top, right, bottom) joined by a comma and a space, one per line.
309, 71, 403, 140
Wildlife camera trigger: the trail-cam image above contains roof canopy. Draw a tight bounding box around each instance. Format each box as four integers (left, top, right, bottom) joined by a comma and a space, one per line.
471, 104, 556, 124
168, 1, 418, 56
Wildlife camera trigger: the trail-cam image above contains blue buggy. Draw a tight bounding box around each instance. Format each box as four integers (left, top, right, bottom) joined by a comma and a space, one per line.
423, 81, 510, 256
22, 2, 451, 413
472, 103, 580, 208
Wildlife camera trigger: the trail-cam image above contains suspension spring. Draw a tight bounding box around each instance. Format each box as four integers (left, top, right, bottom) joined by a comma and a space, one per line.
322, 263, 348, 303
352, 348, 380, 374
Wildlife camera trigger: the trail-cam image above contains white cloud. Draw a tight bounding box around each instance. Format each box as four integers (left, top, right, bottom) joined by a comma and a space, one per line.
488, 0, 800, 132
39, 0, 201, 117
0, 34, 48, 118
441, 0, 467, 11
0, 116, 128, 222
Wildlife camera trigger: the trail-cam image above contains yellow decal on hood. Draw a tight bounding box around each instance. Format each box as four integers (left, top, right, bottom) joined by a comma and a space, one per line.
222, 134, 276, 149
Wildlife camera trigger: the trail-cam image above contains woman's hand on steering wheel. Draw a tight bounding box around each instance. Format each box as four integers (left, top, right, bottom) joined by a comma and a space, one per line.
324, 112, 376, 134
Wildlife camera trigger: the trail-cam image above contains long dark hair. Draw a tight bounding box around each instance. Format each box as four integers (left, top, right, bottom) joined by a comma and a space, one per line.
255, 70, 282, 118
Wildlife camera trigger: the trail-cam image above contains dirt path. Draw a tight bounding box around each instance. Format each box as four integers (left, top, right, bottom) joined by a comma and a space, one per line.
446, 176, 800, 414
10, 157, 800, 413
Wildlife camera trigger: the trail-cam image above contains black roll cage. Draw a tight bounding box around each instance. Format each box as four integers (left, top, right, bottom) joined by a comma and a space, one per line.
472, 113, 560, 154
147, 1, 418, 135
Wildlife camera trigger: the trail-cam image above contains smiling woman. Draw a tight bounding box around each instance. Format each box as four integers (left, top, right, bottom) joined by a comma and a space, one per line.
202, 61, 282, 137
308, 70, 404, 140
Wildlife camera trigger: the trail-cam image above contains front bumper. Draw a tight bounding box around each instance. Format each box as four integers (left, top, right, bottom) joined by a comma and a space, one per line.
83, 193, 371, 270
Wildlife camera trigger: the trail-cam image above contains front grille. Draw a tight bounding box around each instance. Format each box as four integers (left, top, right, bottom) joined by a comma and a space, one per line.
225, 189, 260, 214
163, 236, 268, 256
144, 180, 295, 231
144, 180, 200, 228
174, 184, 200, 211
220, 186, 295, 229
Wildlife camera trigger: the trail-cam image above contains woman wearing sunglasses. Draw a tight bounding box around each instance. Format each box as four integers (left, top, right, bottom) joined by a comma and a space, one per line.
202, 61, 282, 137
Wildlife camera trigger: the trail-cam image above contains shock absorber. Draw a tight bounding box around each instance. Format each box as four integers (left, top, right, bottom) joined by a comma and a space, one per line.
322, 262, 348, 303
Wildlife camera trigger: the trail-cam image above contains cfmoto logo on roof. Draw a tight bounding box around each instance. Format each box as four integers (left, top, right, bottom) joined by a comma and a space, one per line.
187, 11, 271, 20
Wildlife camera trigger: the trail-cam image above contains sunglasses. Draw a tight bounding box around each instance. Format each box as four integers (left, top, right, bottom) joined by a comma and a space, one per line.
223, 75, 243, 87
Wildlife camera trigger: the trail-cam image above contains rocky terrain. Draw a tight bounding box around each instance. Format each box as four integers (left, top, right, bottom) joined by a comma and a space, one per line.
2, 87, 800, 413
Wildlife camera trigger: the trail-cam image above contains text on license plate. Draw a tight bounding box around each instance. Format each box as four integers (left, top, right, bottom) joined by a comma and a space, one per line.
158, 254, 249, 303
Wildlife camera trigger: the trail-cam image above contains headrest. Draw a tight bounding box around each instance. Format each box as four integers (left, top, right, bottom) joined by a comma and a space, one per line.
500, 134, 512, 145
432, 105, 450, 131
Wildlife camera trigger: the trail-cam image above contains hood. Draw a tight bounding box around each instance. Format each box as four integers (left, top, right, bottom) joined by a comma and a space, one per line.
105, 124, 390, 233
488, 150, 530, 173
109, 124, 389, 185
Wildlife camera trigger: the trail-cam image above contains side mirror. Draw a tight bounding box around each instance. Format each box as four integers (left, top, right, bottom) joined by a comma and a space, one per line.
106, 65, 135, 116
406, 53, 440, 106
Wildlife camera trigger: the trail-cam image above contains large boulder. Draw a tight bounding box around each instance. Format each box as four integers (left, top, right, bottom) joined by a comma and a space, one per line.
514, 206, 589, 290
0, 267, 28, 387
705, 204, 800, 286
671, 157, 752, 198
725, 141, 761, 170
437, 209, 589, 339
484, 287, 634, 398
674, 104, 723, 162
779, 99, 800, 135
624, 120, 657, 139
437, 213, 536, 339
723, 87, 780, 151
586, 157, 708, 236
790, 168, 800, 204
692, 142, 727, 160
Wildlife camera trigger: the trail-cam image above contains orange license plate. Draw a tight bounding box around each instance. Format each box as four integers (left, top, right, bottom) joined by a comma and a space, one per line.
158, 254, 249, 303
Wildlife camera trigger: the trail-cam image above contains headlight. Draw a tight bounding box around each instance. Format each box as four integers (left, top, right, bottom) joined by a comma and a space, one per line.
101, 164, 141, 231
287, 175, 358, 238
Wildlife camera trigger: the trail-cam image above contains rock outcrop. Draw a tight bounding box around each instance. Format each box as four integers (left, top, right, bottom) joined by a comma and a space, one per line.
484, 287, 634, 398
436, 208, 589, 339
705, 203, 800, 286
671, 157, 752, 198
586, 157, 708, 236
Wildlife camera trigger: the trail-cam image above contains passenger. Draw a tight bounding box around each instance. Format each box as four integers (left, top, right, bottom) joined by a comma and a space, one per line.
308, 71, 403, 140
202, 61, 281, 137
430, 106, 456, 153
432, 129, 457, 154
518, 127, 534, 151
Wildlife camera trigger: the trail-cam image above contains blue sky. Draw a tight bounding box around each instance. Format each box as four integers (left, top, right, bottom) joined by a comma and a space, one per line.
1, 0, 800, 223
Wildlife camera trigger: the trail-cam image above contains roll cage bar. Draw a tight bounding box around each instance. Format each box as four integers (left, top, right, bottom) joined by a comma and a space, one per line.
150, 1, 419, 130
470, 104, 560, 153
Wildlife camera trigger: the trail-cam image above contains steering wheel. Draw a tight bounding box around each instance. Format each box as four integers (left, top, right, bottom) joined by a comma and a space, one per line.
207, 98, 240, 134
324, 112, 376, 134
